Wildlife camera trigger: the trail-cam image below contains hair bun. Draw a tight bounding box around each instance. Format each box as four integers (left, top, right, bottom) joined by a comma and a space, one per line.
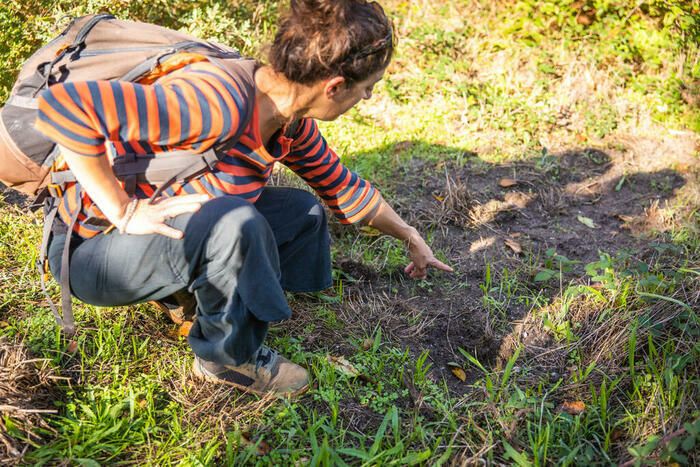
291, 0, 352, 18
270, 0, 394, 85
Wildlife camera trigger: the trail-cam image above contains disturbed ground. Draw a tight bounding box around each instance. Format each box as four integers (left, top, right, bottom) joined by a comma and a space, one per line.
305, 131, 700, 393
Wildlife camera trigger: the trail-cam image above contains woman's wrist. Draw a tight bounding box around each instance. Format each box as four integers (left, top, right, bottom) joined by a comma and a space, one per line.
101, 194, 134, 225
401, 226, 421, 247
115, 198, 139, 234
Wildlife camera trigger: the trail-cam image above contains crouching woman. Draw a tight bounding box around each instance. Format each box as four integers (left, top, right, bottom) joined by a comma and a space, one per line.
35, 0, 452, 397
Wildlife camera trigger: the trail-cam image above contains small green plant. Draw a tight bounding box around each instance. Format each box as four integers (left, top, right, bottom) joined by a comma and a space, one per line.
534, 248, 579, 283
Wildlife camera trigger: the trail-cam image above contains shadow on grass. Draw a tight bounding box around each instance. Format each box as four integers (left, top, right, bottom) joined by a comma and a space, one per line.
290, 139, 694, 392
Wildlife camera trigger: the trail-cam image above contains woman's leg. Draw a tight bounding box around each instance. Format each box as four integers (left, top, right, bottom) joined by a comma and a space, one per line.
253, 187, 332, 293
48, 196, 290, 366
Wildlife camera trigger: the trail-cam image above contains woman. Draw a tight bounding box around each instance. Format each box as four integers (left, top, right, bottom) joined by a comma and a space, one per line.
35, 0, 452, 397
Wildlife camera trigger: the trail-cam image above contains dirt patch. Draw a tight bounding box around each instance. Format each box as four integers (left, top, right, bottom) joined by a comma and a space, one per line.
321, 132, 699, 392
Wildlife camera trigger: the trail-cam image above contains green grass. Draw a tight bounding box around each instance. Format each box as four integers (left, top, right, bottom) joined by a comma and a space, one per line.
2, 0, 700, 465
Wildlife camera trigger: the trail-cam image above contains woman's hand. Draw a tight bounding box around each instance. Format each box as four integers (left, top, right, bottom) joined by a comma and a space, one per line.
404, 231, 454, 279
57, 145, 209, 239
365, 198, 454, 280
120, 194, 210, 239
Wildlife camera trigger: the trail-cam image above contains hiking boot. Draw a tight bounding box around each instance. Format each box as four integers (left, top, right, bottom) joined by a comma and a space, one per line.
192, 346, 309, 397
150, 290, 196, 325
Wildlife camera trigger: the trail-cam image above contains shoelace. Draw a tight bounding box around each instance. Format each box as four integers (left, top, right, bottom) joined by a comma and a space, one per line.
254, 346, 277, 373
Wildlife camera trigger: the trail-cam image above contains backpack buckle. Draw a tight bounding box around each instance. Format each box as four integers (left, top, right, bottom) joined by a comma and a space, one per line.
47, 183, 64, 198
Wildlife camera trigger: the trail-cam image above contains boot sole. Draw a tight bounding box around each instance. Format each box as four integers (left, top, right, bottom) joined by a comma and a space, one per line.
150, 300, 196, 325
192, 359, 309, 398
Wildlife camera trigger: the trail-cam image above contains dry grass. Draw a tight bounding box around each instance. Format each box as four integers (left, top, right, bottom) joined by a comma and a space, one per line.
0, 338, 62, 464
499, 276, 700, 404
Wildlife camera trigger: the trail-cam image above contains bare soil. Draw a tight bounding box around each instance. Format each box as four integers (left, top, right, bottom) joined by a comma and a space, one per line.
322, 133, 699, 392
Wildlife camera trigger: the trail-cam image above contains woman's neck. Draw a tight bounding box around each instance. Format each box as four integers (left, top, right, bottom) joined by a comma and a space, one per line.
254, 66, 314, 132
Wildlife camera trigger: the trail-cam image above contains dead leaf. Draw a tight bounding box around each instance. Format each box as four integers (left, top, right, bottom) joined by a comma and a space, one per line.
178, 321, 192, 337
577, 215, 597, 228
0, 321, 9, 328
328, 355, 360, 378
241, 433, 271, 456
575, 133, 587, 143
560, 400, 586, 415
469, 236, 496, 253
359, 226, 381, 237
66, 340, 78, 354
510, 232, 522, 238
498, 178, 518, 188
610, 428, 624, 441
617, 214, 635, 223
393, 141, 414, 154
576, 12, 595, 26
450, 367, 467, 382
167, 321, 193, 340
504, 238, 522, 254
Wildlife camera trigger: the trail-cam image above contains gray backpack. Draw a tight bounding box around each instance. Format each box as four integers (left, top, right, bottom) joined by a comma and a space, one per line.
0, 14, 259, 335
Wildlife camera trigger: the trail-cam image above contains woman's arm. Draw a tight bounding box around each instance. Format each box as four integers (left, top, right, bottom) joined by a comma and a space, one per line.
282, 119, 381, 224
58, 145, 208, 238
283, 120, 451, 278
363, 198, 453, 279
36, 61, 245, 237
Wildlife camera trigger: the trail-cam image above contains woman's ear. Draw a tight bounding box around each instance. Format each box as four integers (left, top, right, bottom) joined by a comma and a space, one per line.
324, 76, 347, 98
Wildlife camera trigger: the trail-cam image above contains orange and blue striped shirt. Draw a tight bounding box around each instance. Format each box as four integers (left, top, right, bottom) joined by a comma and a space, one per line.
34, 58, 381, 238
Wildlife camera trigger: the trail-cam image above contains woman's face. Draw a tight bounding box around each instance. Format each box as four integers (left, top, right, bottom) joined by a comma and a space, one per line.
309, 68, 386, 121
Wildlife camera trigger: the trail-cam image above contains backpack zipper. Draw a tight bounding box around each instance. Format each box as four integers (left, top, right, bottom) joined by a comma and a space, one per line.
80, 45, 173, 56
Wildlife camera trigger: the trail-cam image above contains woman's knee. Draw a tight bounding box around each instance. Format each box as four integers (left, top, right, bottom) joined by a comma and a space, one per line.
183, 196, 272, 255
288, 189, 327, 230
186, 196, 263, 232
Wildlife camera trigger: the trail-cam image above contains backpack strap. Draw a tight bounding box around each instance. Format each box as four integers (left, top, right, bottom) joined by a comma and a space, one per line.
33, 14, 116, 96
208, 58, 257, 155
37, 198, 60, 325
37, 193, 81, 336
119, 41, 241, 83
58, 195, 82, 336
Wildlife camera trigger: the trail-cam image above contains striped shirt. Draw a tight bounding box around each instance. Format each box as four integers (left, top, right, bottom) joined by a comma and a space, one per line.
34, 57, 381, 238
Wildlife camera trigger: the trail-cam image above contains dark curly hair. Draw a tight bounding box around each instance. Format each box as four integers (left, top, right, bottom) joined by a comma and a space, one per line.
269, 0, 394, 86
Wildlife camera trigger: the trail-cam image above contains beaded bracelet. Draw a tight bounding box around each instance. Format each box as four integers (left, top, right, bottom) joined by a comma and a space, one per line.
117, 198, 139, 234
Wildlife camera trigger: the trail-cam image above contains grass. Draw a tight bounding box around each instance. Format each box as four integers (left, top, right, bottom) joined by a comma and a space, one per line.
1, 0, 699, 465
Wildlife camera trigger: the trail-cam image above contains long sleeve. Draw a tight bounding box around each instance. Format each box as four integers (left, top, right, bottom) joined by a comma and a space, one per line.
283, 119, 381, 224
35, 61, 249, 157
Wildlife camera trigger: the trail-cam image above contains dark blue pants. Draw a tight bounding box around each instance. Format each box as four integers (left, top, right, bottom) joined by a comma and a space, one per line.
48, 187, 332, 366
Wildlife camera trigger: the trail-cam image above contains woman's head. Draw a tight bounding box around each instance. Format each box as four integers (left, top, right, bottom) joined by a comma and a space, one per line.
269, 0, 394, 87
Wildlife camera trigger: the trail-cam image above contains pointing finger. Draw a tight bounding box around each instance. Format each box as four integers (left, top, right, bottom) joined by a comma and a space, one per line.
429, 258, 454, 273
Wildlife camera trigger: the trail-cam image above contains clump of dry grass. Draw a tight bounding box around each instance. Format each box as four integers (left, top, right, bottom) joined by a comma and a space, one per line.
0, 338, 61, 465
500, 277, 699, 380
156, 366, 279, 455
498, 276, 700, 442
431, 173, 476, 230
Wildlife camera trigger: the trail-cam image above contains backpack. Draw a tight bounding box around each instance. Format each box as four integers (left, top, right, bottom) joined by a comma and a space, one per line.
0, 14, 261, 336
0, 13, 256, 200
